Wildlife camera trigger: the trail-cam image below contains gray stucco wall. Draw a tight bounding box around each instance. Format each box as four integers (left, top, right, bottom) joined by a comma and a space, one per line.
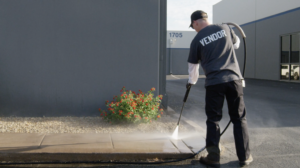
0, 0, 166, 116
235, 8, 300, 80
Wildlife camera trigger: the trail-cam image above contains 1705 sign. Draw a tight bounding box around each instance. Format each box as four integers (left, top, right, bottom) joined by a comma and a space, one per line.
169, 33, 183, 38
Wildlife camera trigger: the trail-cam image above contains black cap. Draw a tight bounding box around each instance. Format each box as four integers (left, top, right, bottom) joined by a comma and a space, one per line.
189, 10, 208, 28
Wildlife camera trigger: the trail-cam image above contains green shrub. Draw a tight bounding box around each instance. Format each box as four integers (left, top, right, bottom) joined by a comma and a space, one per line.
99, 87, 163, 124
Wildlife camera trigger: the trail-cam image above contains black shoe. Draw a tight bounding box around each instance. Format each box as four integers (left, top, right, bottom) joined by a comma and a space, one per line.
199, 156, 220, 168
239, 154, 253, 166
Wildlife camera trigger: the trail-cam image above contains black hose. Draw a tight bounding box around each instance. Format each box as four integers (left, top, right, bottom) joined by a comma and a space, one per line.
220, 23, 247, 136
242, 37, 247, 77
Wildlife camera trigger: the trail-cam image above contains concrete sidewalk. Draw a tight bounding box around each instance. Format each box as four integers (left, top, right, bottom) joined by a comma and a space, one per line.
0, 133, 205, 164
0, 108, 206, 164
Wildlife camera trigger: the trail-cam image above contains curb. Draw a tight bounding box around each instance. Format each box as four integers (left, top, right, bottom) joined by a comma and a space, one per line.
0, 153, 194, 164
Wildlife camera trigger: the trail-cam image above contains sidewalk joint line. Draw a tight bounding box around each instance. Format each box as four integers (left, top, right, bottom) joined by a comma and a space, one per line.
39, 134, 46, 148
109, 133, 115, 149
169, 139, 181, 153
181, 139, 196, 154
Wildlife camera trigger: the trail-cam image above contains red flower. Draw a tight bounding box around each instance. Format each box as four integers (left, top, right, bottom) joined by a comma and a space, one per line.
161, 112, 163, 115
119, 110, 123, 113
98, 108, 101, 111
152, 108, 154, 110
134, 115, 137, 118
146, 103, 148, 106
151, 87, 155, 91
157, 115, 161, 118
112, 111, 115, 114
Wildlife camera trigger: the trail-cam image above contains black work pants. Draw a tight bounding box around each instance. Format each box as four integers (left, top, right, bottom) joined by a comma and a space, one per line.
205, 80, 250, 161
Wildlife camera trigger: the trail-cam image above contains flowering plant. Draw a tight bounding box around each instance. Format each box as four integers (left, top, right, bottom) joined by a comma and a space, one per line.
99, 87, 163, 124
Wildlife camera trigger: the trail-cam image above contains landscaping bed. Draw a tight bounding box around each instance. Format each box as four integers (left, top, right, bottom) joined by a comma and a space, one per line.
0, 114, 194, 134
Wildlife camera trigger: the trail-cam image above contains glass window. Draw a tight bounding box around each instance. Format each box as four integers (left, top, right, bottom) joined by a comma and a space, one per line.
291, 34, 300, 63
280, 64, 290, 80
291, 64, 299, 80
280, 33, 299, 81
281, 35, 290, 63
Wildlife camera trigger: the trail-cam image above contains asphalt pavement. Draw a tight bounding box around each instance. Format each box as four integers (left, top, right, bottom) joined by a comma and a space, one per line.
166, 75, 300, 168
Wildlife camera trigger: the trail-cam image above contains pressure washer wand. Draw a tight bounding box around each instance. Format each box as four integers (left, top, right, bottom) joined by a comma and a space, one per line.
176, 84, 192, 126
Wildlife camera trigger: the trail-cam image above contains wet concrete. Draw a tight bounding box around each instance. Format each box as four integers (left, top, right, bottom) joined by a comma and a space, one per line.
0, 132, 205, 164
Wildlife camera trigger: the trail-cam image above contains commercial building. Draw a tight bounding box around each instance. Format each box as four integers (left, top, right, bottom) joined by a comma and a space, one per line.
166, 30, 204, 75
0, 0, 167, 116
213, 0, 300, 82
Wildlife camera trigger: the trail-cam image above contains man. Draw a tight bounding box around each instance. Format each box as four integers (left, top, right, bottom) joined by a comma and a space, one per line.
187, 10, 253, 167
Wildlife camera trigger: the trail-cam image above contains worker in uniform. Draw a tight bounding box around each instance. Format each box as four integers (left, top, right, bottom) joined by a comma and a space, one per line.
187, 10, 253, 167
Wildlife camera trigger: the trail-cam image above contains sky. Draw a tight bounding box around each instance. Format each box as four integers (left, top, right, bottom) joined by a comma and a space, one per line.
167, 0, 222, 31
